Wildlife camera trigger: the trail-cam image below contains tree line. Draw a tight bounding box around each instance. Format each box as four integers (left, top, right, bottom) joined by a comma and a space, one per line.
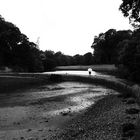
91, 0, 140, 82
0, 15, 94, 72
91, 28, 140, 82
0, 15, 44, 72
1, 0, 140, 82
44, 51, 94, 71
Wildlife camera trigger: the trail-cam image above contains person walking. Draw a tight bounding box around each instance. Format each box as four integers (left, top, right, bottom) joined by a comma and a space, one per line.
88, 68, 92, 75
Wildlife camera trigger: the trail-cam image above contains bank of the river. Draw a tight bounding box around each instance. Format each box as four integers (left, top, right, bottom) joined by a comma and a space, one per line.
52, 94, 140, 140
0, 81, 120, 140
0, 73, 140, 140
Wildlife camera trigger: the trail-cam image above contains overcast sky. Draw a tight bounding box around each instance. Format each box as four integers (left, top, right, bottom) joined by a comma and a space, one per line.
0, 0, 132, 55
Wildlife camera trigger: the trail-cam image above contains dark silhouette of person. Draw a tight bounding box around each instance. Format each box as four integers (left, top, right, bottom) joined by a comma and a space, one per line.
88, 68, 92, 75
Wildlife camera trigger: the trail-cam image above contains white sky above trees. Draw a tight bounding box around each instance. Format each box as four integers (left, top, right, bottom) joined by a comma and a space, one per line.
0, 0, 132, 55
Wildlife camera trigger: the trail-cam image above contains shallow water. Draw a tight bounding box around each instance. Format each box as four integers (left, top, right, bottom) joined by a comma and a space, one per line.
44, 70, 113, 78
44, 70, 97, 75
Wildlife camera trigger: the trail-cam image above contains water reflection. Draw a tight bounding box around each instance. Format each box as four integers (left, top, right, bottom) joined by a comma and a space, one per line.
44, 70, 97, 76
44, 70, 113, 78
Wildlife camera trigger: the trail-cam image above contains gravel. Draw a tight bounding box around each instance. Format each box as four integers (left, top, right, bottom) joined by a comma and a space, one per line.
51, 94, 140, 140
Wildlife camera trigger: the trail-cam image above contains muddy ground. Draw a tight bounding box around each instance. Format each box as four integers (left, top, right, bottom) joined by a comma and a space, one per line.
0, 81, 119, 140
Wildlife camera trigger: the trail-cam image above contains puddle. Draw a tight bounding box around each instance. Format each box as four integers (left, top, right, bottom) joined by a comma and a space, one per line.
44, 70, 113, 78
44, 70, 97, 76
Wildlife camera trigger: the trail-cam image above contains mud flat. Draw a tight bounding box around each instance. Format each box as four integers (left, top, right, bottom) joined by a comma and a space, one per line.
0, 81, 124, 140
53, 94, 140, 140
0, 74, 140, 140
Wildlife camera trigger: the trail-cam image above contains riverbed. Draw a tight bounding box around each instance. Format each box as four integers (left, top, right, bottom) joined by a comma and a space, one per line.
0, 81, 119, 140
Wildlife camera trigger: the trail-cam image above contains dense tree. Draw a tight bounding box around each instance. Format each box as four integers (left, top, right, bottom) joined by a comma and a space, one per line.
83, 52, 93, 65
119, 0, 140, 27
0, 15, 44, 72
42, 50, 95, 70
91, 29, 132, 64
43, 50, 56, 71
91, 29, 117, 64
117, 29, 140, 81
54, 51, 68, 66
72, 54, 85, 65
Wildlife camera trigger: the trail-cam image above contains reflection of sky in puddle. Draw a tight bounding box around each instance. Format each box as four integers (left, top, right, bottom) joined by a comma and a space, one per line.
44, 70, 113, 78
45, 70, 96, 76
44, 91, 107, 116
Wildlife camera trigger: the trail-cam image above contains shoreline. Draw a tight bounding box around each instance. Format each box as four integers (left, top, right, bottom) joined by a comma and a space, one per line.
52, 94, 140, 140
0, 73, 140, 139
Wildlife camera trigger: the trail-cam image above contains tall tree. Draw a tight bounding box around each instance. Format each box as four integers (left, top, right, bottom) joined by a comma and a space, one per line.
0, 15, 44, 72
91, 29, 132, 64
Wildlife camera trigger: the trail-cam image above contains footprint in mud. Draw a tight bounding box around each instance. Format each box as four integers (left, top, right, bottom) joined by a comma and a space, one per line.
121, 123, 135, 139
125, 108, 140, 115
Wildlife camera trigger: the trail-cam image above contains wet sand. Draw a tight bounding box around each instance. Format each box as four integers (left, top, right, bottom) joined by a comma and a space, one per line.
0, 82, 119, 140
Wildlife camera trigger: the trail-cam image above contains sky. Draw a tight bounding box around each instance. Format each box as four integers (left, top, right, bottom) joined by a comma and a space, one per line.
0, 0, 132, 56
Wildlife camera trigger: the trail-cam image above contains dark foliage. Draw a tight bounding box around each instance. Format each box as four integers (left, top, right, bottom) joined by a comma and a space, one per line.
119, 0, 140, 27
91, 29, 132, 64
91, 27, 140, 82
83, 52, 94, 65
0, 15, 44, 72
117, 29, 140, 82
43, 51, 95, 71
